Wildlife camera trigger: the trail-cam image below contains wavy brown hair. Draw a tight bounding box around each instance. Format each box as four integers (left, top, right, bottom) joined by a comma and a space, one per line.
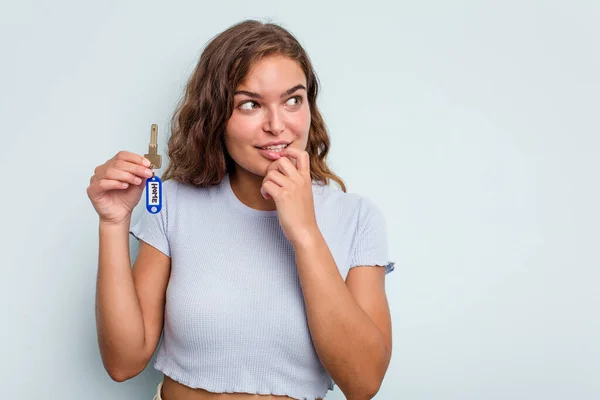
161, 19, 346, 192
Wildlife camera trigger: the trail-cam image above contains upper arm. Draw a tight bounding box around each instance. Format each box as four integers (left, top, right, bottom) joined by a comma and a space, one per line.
345, 265, 392, 357
131, 240, 171, 368
346, 195, 394, 357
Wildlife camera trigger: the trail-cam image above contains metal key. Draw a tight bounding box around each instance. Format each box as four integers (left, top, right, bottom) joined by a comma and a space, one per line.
144, 124, 162, 170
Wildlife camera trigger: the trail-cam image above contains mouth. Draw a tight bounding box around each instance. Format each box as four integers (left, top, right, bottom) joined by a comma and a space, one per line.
256, 143, 290, 160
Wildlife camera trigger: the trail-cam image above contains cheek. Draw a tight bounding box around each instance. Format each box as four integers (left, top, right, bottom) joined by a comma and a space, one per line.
290, 108, 311, 134
226, 118, 249, 143
228, 115, 261, 138
224, 123, 258, 162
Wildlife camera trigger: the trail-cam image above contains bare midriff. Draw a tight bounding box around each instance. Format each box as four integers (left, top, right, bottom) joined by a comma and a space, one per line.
161, 376, 324, 400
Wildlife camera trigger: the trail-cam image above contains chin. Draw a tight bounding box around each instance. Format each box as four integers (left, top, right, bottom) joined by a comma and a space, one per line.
234, 160, 271, 179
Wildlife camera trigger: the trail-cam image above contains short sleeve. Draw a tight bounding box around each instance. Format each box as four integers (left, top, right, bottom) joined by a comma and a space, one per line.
349, 197, 395, 275
129, 180, 172, 258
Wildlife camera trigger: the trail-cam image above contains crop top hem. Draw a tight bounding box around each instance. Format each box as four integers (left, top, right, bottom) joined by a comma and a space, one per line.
154, 356, 332, 400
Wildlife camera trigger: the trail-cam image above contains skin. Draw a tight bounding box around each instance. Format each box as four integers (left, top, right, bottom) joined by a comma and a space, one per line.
224, 55, 311, 213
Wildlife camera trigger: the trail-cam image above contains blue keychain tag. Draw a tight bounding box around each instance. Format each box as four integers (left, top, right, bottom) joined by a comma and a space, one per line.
145, 174, 162, 214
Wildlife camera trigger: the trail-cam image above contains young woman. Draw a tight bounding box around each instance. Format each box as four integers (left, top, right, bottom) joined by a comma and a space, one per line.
87, 20, 395, 400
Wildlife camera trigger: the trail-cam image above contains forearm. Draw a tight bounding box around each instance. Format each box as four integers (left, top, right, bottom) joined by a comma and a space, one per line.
96, 220, 146, 379
293, 229, 389, 399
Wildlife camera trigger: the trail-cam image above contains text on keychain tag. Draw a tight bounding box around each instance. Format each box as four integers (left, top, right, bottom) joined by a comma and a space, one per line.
146, 175, 162, 214
144, 124, 163, 214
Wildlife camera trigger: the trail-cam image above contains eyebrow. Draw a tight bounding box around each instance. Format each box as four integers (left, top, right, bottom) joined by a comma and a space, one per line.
233, 84, 306, 99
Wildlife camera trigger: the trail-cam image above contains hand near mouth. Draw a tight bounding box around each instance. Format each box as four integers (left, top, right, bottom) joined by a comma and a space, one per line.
260, 147, 318, 246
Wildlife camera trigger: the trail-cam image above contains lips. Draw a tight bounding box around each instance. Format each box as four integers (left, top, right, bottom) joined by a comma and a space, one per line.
255, 141, 291, 160
257, 147, 284, 160
257, 141, 290, 149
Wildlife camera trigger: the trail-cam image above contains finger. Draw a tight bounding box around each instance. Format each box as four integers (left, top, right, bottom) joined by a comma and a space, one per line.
111, 159, 154, 180
279, 147, 310, 177
97, 179, 130, 191
104, 167, 146, 186
113, 150, 152, 168
261, 180, 283, 201
88, 179, 122, 199
265, 158, 281, 175
263, 170, 288, 188
274, 156, 300, 178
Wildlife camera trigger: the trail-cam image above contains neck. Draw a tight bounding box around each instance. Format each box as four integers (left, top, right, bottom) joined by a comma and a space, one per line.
229, 168, 277, 211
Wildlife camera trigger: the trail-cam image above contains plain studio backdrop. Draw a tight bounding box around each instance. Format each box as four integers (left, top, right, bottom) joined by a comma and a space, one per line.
1, 1, 598, 399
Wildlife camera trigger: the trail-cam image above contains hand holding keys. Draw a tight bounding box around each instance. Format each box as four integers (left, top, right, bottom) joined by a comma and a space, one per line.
87, 123, 164, 223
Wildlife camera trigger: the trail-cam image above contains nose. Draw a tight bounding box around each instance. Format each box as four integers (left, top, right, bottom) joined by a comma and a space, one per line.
263, 108, 285, 135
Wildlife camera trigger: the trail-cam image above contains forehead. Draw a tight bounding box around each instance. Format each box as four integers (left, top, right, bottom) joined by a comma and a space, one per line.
238, 56, 306, 91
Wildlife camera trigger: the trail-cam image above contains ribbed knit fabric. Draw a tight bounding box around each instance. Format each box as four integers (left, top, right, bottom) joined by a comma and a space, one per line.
129, 172, 395, 400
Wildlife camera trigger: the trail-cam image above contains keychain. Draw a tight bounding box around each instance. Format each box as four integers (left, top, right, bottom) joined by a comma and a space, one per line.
144, 124, 162, 214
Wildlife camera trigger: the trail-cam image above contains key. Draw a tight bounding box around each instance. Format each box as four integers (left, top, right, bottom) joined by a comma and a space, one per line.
144, 124, 162, 170
144, 124, 163, 213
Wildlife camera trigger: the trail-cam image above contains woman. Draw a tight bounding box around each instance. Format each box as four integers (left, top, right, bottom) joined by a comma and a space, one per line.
87, 20, 395, 400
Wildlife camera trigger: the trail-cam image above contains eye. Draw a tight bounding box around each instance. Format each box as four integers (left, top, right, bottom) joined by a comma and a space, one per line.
239, 100, 259, 111
286, 95, 303, 107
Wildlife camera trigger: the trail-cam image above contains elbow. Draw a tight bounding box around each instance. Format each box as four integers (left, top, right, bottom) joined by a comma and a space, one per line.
102, 357, 146, 383
364, 342, 391, 397
108, 370, 130, 383
350, 383, 382, 400
99, 345, 151, 383
340, 377, 383, 400
345, 355, 389, 398
106, 366, 143, 383
366, 381, 383, 399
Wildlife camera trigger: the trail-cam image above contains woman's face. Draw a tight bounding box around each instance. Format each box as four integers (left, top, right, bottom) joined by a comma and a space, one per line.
224, 55, 311, 178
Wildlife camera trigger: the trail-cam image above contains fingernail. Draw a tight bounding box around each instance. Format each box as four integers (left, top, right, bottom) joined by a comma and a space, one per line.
143, 158, 151, 166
